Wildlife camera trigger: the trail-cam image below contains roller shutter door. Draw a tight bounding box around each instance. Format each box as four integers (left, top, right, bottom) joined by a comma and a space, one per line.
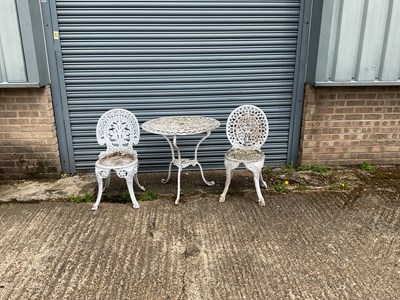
55, 0, 302, 171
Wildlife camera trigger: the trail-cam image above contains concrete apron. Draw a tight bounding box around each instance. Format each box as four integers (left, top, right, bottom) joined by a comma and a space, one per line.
0, 169, 399, 299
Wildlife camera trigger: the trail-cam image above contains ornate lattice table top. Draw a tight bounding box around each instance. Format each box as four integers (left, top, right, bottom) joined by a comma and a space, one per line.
142, 116, 220, 136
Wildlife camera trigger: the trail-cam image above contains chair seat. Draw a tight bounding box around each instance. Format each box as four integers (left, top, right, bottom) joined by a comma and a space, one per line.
96, 152, 137, 168
225, 148, 265, 163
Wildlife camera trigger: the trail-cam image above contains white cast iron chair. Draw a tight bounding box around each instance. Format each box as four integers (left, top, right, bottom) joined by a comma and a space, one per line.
219, 105, 269, 206
92, 109, 145, 210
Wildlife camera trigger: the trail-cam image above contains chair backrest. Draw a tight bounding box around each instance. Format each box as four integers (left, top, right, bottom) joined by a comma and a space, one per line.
226, 105, 269, 149
96, 109, 140, 153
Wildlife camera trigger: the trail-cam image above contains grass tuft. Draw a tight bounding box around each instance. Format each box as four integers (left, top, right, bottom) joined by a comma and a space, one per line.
283, 162, 297, 173
329, 182, 350, 190
310, 165, 328, 174
139, 190, 158, 201
360, 161, 375, 171
67, 193, 95, 203
274, 182, 288, 192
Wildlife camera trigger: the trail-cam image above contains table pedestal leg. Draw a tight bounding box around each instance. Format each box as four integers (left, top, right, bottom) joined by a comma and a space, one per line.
162, 132, 215, 205
175, 166, 182, 205
161, 161, 173, 184
172, 135, 183, 205
193, 131, 215, 186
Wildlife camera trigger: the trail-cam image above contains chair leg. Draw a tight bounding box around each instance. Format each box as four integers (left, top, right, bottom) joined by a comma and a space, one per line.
134, 174, 145, 191
245, 161, 265, 206
260, 173, 268, 189
105, 172, 111, 191
219, 160, 239, 202
115, 165, 140, 209
92, 167, 109, 211
126, 173, 140, 209
253, 171, 265, 206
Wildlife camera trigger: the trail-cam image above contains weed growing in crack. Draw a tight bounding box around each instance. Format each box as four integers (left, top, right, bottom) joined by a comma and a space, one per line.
139, 190, 158, 201
340, 182, 350, 189
264, 166, 272, 174
284, 162, 297, 173
311, 165, 328, 174
274, 181, 289, 192
329, 182, 350, 190
360, 161, 375, 171
68, 193, 95, 203
298, 165, 311, 171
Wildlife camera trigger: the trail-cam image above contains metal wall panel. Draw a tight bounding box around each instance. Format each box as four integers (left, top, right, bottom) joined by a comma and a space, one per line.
333, 0, 365, 82
0, 0, 26, 83
307, 0, 400, 85
54, 0, 302, 171
381, 0, 400, 81
0, 0, 49, 87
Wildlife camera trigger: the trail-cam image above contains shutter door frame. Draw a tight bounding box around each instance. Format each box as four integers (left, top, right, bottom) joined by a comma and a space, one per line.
42, 0, 309, 173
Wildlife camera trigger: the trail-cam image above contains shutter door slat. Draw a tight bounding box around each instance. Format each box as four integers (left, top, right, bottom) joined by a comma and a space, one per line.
56, 0, 300, 170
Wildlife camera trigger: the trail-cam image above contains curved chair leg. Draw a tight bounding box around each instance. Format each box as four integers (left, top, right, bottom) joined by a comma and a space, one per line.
219, 160, 240, 202
92, 167, 110, 211
253, 171, 265, 206
115, 165, 139, 209
134, 174, 145, 191
260, 173, 268, 189
245, 161, 265, 206
126, 174, 139, 209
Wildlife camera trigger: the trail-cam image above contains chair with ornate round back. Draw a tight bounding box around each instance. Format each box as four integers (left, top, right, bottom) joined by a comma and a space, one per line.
92, 109, 145, 210
219, 105, 269, 206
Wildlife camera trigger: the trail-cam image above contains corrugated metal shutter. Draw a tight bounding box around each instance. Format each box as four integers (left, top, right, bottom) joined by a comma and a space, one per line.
55, 0, 301, 171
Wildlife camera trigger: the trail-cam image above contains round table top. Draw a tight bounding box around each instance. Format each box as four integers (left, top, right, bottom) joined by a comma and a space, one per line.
142, 116, 220, 136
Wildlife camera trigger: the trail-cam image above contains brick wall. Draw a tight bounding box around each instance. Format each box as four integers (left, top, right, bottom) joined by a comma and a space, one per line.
0, 86, 61, 179
299, 84, 400, 166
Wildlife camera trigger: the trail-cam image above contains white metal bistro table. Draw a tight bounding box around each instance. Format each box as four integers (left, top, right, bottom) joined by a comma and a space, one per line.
142, 116, 220, 205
